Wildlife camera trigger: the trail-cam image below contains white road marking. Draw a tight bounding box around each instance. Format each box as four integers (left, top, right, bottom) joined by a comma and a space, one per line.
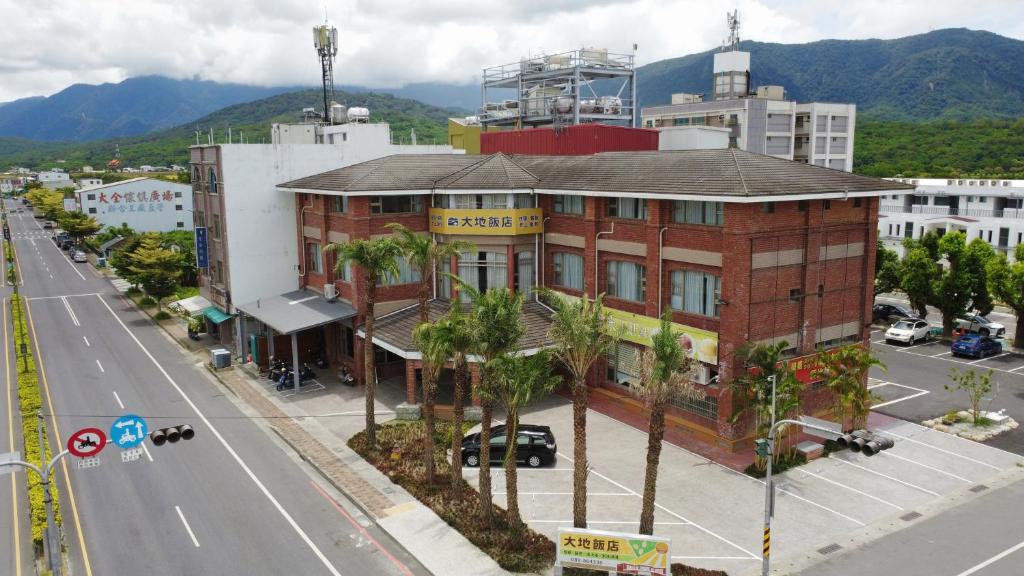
48, 274, 53, 279
59, 249, 87, 281
141, 442, 154, 462
954, 539, 1024, 576
95, 359, 104, 373
83, 336, 90, 347
27, 292, 102, 301
931, 350, 952, 357
530, 520, 691, 526
95, 294, 344, 576
827, 455, 940, 496
872, 390, 929, 409
879, 452, 973, 483
967, 352, 1010, 365
796, 468, 903, 510
60, 297, 80, 327
30, 239, 35, 246
672, 556, 757, 561
902, 349, 1024, 376
112, 390, 124, 409
175, 506, 200, 548
1010, 364, 1024, 373
495, 491, 633, 497
875, 430, 1004, 472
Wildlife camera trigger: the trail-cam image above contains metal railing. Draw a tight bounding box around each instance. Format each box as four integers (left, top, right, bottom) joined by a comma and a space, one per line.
881, 205, 1024, 219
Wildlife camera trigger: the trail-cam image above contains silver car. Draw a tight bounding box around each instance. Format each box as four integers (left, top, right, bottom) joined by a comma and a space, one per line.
885, 319, 931, 345
72, 251, 87, 263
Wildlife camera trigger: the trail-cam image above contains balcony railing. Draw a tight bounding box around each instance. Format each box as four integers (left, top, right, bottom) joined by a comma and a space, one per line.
880, 205, 1024, 219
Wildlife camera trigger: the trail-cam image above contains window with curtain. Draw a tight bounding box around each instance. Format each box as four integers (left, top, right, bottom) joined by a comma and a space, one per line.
379, 256, 421, 286
607, 197, 647, 220
606, 260, 645, 302
552, 252, 584, 290
553, 195, 583, 215
308, 243, 323, 274
606, 342, 641, 387
208, 168, 218, 193
514, 251, 534, 294
457, 251, 508, 300
436, 262, 451, 300
670, 270, 721, 317
513, 195, 536, 208
337, 261, 353, 283
332, 196, 348, 213
371, 195, 423, 214
672, 201, 723, 225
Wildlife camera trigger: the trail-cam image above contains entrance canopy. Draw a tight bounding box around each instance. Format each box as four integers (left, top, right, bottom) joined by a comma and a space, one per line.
203, 306, 233, 325
236, 289, 357, 335
169, 295, 213, 318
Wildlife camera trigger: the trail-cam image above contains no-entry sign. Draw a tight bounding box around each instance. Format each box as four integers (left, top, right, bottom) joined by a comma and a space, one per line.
68, 428, 107, 458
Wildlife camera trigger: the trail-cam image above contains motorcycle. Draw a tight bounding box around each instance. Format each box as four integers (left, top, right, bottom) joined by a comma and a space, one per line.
275, 365, 315, 391
267, 357, 287, 381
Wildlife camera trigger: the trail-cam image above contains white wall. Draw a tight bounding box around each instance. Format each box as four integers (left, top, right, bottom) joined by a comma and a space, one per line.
77, 178, 192, 232
658, 126, 730, 150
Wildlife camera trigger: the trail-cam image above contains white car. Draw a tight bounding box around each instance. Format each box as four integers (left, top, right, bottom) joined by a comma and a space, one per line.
72, 251, 87, 263
955, 315, 1006, 338
885, 319, 931, 345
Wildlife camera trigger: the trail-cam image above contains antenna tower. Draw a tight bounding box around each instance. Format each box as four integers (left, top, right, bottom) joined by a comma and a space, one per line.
313, 22, 339, 122
726, 10, 740, 52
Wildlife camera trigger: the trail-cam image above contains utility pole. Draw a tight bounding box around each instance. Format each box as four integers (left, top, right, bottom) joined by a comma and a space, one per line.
761, 374, 776, 576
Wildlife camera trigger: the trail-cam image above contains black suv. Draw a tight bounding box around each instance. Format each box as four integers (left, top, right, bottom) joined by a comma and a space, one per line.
872, 303, 920, 324
461, 424, 556, 468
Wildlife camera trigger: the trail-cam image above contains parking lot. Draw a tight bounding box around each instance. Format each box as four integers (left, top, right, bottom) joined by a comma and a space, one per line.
464, 394, 1023, 575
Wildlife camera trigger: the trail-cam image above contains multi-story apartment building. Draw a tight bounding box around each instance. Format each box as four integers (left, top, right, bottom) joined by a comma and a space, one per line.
272, 149, 910, 450
641, 47, 856, 171
879, 177, 1024, 258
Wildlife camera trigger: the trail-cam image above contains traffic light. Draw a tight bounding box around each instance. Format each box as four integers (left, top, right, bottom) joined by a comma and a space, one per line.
149, 424, 195, 446
835, 429, 893, 456
755, 438, 770, 458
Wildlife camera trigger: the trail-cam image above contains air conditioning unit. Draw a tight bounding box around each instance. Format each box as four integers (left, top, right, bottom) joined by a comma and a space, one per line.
210, 348, 231, 369
693, 364, 717, 386
323, 283, 337, 300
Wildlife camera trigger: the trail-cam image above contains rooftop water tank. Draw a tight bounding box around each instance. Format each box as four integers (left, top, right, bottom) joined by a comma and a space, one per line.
330, 103, 347, 124
347, 107, 370, 123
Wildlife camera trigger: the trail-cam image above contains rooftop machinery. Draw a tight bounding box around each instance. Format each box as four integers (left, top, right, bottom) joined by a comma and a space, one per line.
479, 47, 637, 128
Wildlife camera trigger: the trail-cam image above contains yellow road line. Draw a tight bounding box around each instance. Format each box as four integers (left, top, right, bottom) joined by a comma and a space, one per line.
5, 297, 22, 576
25, 298, 93, 576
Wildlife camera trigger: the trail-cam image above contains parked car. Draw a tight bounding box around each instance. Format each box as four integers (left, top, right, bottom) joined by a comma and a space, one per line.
951, 334, 1002, 359
461, 424, 557, 468
72, 251, 87, 263
872, 303, 920, 324
885, 319, 932, 345
42, 221, 54, 229
955, 315, 1006, 338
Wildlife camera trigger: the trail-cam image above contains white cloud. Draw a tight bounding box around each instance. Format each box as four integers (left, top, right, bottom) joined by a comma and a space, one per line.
0, 0, 1021, 101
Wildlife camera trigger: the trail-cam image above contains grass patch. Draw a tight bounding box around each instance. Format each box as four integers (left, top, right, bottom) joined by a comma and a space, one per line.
174, 285, 199, 300
348, 421, 555, 573
744, 451, 807, 479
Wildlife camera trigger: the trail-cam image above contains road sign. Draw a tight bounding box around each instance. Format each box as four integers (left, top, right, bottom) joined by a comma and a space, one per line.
67, 428, 107, 458
110, 414, 148, 449
120, 447, 144, 463
77, 457, 101, 469
799, 415, 842, 441
194, 227, 208, 268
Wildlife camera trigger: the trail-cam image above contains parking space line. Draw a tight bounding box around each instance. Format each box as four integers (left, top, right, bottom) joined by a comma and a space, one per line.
530, 520, 691, 525
867, 382, 889, 390
895, 340, 938, 352
672, 556, 757, 561
879, 452, 973, 483
796, 469, 903, 510
903, 350, 1024, 376
931, 351, 952, 357
872, 390, 929, 409
497, 492, 633, 497
967, 352, 1009, 365
876, 430, 1003, 471
828, 455, 940, 496
1010, 365, 1024, 373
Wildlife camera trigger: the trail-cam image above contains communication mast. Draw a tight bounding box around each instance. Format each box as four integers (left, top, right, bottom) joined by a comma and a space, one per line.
313, 23, 339, 123
725, 10, 740, 52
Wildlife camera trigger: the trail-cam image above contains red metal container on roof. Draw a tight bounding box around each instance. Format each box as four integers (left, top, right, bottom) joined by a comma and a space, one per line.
480, 124, 659, 156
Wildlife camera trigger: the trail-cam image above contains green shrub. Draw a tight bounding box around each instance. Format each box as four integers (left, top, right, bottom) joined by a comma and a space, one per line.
126, 286, 141, 295
745, 451, 806, 479
154, 310, 171, 321
138, 296, 156, 307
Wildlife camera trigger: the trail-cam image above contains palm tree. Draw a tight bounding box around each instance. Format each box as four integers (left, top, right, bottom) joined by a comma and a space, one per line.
538, 288, 618, 529
730, 341, 801, 472
812, 344, 885, 431
632, 313, 700, 535
325, 237, 402, 447
384, 223, 474, 324
429, 303, 475, 496
484, 350, 560, 528
413, 320, 451, 487
458, 284, 525, 525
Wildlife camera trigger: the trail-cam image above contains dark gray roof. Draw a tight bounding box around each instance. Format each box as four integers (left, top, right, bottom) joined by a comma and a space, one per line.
236, 290, 356, 335
371, 299, 554, 355
278, 149, 914, 198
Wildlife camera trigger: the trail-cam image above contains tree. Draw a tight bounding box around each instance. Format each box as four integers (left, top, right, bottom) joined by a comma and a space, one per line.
384, 223, 473, 325
986, 245, 1024, 345
539, 289, 618, 528
812, 345, 885, 431
932, 232, 974, 336
946, 368, 995, 425
325, 237, 402, 448
632, 313, 699, 535
413, 320, 451, 487
730, 341, 802, 471
964, 238, 996, 316
428, 303, 475, 497
874, 239, 901, 297
899, 247, 937, 318
484, 351, 559, 528
57, 211, 101, 246
127, 233, 183, 310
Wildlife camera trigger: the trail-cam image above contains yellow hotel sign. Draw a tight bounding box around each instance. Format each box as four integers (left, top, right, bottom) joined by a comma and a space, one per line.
557, 528, 671, 575
428, 208, 544, 235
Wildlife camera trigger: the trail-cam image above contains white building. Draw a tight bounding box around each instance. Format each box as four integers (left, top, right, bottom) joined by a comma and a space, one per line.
77, 177, 104, 189
879, 177, 1024, 259
37, 170, 72, 189
76, 177, 193, 232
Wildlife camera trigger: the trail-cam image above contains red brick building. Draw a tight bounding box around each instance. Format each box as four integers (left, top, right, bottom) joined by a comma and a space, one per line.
276, 149, 912, 450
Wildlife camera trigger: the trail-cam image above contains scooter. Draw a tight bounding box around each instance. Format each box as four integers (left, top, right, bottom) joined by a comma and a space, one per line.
275, 366, 315, 391
268, 357, 287, 381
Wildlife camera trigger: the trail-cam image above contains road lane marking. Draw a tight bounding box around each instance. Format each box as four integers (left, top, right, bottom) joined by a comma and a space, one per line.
878, 452, 973, 483
23, 299, 94, 576
175, 506, 200, 548
60, 296, 80, 327
795, 469, 903, 510
954, 539, 1024, 576
827, 455, 940, 496
112, 390, 124, 409
27, 292, 103, 301
4, 298, 23, 576
29, 239, 35, 246
95, 359, 104, 373
95, 294, 345, 576
141, 442, 154, 462
875, 430, 1003, 472
83, 336, 90, 347
58, 249, 87, 281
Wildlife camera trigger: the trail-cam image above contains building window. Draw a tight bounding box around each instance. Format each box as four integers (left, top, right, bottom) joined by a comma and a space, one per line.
195, 211, 206, 227
552, 252, 584, 291
607, 341, 642, 387
337, 261, 353, 283
607, 260, 645, 302
514, 251, 534, 294
174, 191, 183, 198
212, 214, 221, 239
672, 201, 723, 226
87, 193, 96, 201
370, 195, 422, 214
670, 270, 721, 317
553, 195, 583, 215
905, 222, 913, 239
193, 166, 202, 182
607, 197, 647, 220
88, 207, 97, 214
823, 199, 832, 210
673, 117, 690, 126
380, 255, 420, 285
798, 200, 808, 212
176, 221, 184, 228
978, 196, 988, 204
208, 168, 218, 194
215, 260, 224, 284
332, 196, 348, 213
175, 204, 183, 211
853, 198, 862, 208
308, 243, 323, 274
762, 202, 775, 214
457, 251, 507, 299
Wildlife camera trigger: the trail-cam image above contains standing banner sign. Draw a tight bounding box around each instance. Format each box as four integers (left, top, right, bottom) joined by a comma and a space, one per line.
557, 528, 671, 575
194, 226, 209, 268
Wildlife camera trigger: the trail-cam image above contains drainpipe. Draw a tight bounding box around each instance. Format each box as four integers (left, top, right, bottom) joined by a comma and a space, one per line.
595, 222, 614, 297
538, 216, 550, 302
297, 204, 312, 279
657, 226, 668, 316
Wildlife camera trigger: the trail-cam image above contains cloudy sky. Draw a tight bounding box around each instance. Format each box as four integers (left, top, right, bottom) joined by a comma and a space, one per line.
1, 0, 1022, 102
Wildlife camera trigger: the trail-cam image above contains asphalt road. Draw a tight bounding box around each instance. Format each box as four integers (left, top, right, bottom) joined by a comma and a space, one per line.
2, 200, 428, 576
793, 474, 1024, 576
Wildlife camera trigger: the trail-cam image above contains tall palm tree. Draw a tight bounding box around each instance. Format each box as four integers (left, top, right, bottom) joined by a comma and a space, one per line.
325, 237, 402, 447
538, 288, 618, 528
730, 341, 801, 471
812, 344, 885, 431
384, 223, 474, 324
484, 350, 560, 528
456, 283, 525, 525
632, 313, 700, 535
413, 320, 451, 487
429, 303, 476, 497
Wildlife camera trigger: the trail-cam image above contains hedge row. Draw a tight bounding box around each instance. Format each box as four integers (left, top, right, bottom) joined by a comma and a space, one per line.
12, 294, 62, 550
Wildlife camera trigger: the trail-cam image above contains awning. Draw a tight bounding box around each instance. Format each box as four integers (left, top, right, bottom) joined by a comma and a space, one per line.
203, 306, 234, 325
236, 289, 357, 335
169, 295, 213, 318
